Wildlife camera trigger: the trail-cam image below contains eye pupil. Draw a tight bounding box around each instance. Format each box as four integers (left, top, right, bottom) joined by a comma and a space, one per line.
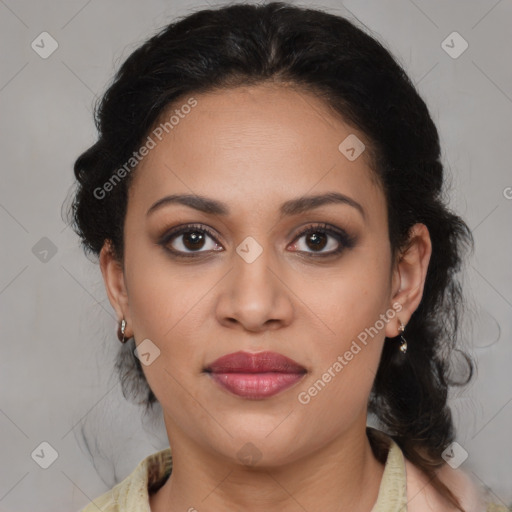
183, 231, 205, 250
307, 232, 327, 251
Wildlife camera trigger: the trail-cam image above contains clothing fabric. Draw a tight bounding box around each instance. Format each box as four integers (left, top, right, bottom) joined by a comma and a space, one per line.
80, 428, 508, 512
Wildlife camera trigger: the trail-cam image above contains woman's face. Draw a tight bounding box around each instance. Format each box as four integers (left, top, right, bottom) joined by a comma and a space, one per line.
101, 83, 428, 466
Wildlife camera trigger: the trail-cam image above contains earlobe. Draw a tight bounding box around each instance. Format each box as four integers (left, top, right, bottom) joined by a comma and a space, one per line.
385, 223, 432, 337
99, 241, 130, 325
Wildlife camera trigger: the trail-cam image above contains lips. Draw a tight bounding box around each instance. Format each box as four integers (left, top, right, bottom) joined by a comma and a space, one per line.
204, 351, 307, 399
205, 350, 306, 374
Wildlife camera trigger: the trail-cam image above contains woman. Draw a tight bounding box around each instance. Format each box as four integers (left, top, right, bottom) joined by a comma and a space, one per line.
69, 3, 507, 511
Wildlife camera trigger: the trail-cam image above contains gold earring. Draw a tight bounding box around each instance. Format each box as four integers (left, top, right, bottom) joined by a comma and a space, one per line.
398, 320, 408, 354
117, 319, 128, 344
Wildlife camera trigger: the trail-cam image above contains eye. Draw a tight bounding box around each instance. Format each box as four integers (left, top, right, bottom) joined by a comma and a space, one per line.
289, 223, 355, 257
158, 222, 355, 259
159, 223, 223, 257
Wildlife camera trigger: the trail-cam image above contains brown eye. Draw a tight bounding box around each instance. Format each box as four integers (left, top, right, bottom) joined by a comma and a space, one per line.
290, 223, 356, 257
159, 224, 223, 257
181, 230, 207, 251
303, 232, 328, 251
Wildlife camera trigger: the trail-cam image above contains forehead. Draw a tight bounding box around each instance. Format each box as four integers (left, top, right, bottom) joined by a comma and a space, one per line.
128, 84, 385, 224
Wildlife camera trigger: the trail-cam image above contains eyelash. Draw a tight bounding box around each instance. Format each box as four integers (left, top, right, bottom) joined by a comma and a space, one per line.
158, 222, 356, 259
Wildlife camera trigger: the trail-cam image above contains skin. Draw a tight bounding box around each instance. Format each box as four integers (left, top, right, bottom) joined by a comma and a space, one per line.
98, 82, 466, 511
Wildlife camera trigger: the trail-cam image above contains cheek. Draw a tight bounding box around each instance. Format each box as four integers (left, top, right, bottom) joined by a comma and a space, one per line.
123, 245, 214, 376
295, 246, 392, 350
293, 349, 380, 451
292, 246, 391, 412
124, 259, 212, 418
124, 234, 204, 333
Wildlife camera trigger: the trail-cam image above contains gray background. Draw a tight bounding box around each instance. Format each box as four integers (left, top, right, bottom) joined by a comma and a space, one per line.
0, 0, 511, 510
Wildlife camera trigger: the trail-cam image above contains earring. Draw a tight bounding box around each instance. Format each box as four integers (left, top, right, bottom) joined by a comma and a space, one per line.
117, 319, 128, 344
398, 320, 408, 354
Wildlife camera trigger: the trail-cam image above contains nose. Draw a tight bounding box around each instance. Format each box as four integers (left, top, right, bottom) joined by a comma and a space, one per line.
215, 243, 294, 333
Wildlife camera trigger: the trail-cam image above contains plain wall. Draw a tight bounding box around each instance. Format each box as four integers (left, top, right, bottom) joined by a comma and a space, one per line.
0, 1, 511, 510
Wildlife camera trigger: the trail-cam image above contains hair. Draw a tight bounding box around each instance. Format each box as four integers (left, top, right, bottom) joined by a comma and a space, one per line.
67, 2, 475, 509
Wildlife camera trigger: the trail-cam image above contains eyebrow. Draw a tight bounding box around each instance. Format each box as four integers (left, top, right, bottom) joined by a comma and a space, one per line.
146, 192, 366, 220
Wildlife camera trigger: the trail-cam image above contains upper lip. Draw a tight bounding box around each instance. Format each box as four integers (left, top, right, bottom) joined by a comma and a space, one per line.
204, 351, 307, 374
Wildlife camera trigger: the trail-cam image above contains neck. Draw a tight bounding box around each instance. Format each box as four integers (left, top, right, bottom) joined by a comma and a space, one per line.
150, 420, 386, 512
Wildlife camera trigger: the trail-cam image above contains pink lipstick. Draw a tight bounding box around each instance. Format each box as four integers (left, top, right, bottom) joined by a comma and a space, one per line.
204, 350, 307, 399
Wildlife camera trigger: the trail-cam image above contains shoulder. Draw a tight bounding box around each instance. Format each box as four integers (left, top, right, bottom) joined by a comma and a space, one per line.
78, 447, 172, 512
404, 458, 505, 512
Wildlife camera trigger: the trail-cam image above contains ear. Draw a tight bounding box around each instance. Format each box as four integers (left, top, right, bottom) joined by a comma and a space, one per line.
385, 223, 432, 338
99, 241, 132, 337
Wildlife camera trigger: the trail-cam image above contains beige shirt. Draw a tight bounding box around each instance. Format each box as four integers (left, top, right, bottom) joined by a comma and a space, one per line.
80, 429, 508, 512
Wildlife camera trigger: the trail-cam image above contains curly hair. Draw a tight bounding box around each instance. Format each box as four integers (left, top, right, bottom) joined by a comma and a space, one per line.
67, 2, 474, 509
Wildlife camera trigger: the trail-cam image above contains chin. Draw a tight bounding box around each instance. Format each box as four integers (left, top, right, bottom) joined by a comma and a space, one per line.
210, 421, 307, 466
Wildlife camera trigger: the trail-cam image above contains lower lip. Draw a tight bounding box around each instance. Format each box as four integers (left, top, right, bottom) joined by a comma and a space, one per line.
207, 372, 305, 399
